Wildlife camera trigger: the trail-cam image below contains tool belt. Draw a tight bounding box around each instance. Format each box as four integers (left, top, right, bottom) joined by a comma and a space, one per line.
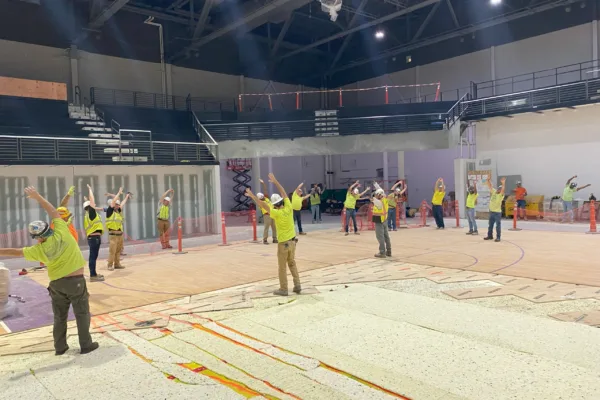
108, 231, 123, 236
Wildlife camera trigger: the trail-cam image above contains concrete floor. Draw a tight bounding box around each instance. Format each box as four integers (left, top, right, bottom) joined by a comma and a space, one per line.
1, 219, 600, 399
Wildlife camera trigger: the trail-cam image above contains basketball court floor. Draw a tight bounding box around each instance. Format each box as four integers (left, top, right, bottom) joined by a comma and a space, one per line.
1, 218, 599, 399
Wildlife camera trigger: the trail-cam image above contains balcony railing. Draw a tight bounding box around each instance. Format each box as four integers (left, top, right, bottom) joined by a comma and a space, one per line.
192, 111, 219, 161
462, 77, 600, 118
0, 135, 218, 164
204, 113, 446, 141
90, 87, 236, 112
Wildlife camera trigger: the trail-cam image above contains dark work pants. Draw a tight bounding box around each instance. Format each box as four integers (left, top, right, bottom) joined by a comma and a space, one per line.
48, 275, 93, 352
87, 236, 101, 277
293, 210, 303, 233
432, 205, 445, 228
487, 212, 502, 239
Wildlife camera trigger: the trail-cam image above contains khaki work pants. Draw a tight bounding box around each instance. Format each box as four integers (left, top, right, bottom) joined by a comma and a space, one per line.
263, 214, 277, 241
107, 233, 124, 267
48, 275, 93, 353
277, 240, 301, 291
158, 219, 171, 247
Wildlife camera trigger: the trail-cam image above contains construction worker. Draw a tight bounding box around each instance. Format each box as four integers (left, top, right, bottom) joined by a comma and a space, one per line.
291, 183, 311, 235
512, 181, 528, 220
484, 177, 506, 242
372, 183, 391, 258
432, 178, 446, 229
387, 181, 407, 231
106, 187, 131, 271
310, 184, 324, 224
157, 189, 175, 249
82, 184, 105, 282
465, 182, 478, 235
0, 186, 98, 355
257, 179, 277, 244
562, 175, 591, 223
344, 181, 371, 236
246, 173, 301, 297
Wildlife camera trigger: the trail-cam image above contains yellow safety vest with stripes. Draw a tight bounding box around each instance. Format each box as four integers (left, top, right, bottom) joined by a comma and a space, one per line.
84, 213, 104, 236
158, 204, 170, 220
106, 210, 123, 231
373, 197, 389, 223
310, 193, 321, 205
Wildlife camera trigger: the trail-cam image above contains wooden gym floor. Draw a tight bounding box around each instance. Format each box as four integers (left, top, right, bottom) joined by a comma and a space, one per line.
20, 225, 600, 316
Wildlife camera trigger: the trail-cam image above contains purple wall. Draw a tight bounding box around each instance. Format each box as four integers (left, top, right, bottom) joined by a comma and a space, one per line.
404, 148, 459, 208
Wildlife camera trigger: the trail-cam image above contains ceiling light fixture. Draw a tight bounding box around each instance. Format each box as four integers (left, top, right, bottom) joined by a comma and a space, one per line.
375, 30, 385, 40
490, 0, 502, 5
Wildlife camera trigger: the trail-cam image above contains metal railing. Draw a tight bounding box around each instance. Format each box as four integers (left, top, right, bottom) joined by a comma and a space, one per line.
446, 93, 471, 128
192, 111, 219, 161
462, 77, 600, 117
0, 134, 218, 163
90, 87, 236, 112
203, 112, 446, 141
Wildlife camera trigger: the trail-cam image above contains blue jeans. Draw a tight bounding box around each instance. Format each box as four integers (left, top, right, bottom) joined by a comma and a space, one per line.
387, 208, 397, 230
293, 210, 303, 233
487, 212, 501, 239
432, 205, 444, 228
466, 207, 477, 232
311, 205, 321, 221
345, 208, 357, 233
562, 201, 573, 222
87, 235, 101, 277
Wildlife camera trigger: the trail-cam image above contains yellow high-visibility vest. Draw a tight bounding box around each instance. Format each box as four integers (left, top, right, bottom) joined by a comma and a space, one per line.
84, 213, 104, 235
106, 210, 123, 231
158, 205, 170, 219
373, 198, 389, 223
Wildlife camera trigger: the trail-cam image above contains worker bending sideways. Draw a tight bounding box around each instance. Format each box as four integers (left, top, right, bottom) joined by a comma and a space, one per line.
432, 178, 446, 229
372, 183, 392, 258
484, 177, 506, 242
0, 187, 98, 356
344, 181, 371, 236
83, 184, 105, 282
257, 179, 277, 244
246, 173, 301, 297
291, 183, 311, 236
106, 187, 131, 270
157, 189, 175, 250
387, 181, 407, 231
562, 175, 591, 223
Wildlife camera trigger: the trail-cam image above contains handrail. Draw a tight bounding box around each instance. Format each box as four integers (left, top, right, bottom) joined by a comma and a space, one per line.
203, 112, 446, 127
192, 111, 219, 161
192, 111, 217, 145
446, 92, 470, 128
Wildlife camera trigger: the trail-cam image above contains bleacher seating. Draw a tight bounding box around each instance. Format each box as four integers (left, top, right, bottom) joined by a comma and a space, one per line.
100, 106, 198, 142
0, 96, 81, 138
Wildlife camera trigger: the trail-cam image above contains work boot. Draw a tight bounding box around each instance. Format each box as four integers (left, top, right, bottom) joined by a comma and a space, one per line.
344, 232, 349, 236
293, 286, 302, 294
90, 275, 105, 282
80, 342, 99, 355
483, 236, 493, 241
114, 265, 126, 270
466, 231, 473, 235
107, 264, 114, 271
386, 251, 392, 257
273, 239, 278, 244
166, 245, 173, 249
55, 346, 69, 356
354, 232, 360, 235
495, 238, 501, 242
472, 231, 479, 235
299, 232, 307, 235
263, 239, 269, 245
273, 289, 288, 296
374, 253, 386, 258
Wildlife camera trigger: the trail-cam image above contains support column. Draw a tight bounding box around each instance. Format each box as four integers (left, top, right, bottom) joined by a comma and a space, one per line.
415, 65, 421, 101
490, 46, 496, 95
165, 63, 173, 96
251, 157, 261, 195
454, 158, 471, 225
239, 75, 245, 111
69, 45, 79, 105
213, 165, 222, 234
382, 152, 389, 190
397, 151, 405, 180
593, 20, 598, 78
268, 157, 274, 194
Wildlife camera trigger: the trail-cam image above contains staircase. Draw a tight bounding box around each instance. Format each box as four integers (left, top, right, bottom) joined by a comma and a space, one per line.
68, 105, 147, 162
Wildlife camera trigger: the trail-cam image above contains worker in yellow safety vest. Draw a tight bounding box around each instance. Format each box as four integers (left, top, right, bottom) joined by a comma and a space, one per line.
82, 184, 105, 282
372, 183, 391, 258
105, 187, 131, 271
157, 189, 175, 249
257, 179, 277, 245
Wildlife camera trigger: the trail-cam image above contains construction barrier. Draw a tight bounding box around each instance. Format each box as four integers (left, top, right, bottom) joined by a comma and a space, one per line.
219, 212, 229, 246
508, 205, 522, 231
250, 210, 259, 243
419, 200, 430, 227
586, 200, 599, 234
219, 210, 258, 245
173, 217, 188, 254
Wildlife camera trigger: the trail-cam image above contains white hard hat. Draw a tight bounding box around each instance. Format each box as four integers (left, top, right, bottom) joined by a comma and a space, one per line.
270, 193, 283, 205
28, 220, 51, 239
395, 188, 401, 192
353, 188, 359, 194
164, 196, 171, 202
108, 199, 121, 206
375, 188, 385, 196
257, 192, 265, 200
83, 201, 91, 209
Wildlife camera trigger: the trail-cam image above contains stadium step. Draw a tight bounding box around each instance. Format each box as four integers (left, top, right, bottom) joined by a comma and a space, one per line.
88, 133, 120, 139
82, 126, 112, 132
75, 120, 105, 126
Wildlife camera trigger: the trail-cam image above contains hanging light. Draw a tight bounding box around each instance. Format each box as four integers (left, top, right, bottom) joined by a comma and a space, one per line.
375, 30, 385, 40
490, 0, 502, 5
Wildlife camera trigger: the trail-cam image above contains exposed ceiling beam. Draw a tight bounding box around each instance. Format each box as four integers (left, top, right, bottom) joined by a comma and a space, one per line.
331, 0, 572, 74
192, 0, 213, 39
89, 0, 131, 29
412, 0, 441, 41
271, 14, 294, 57
171, 0, 311, 61
276, 0, 441, 61
121, 5, 328, 56
446, 0, 459, 28
168, 0, 189, 10
328, 0, 370, 73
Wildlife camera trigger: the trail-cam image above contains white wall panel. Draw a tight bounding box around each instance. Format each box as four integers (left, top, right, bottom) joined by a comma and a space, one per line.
476, 104, 599, 198
171, 66, 240, 98
0, 39, 69, 84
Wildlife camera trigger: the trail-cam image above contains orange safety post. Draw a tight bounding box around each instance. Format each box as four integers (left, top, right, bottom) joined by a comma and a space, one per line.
385, 86, 389, 104
218, 212, 230, 246
419, 200, 430, 227
508, 204, 522, 231
453, 200, 461, 228
586, 200, 599, 234
173, 217, 188, 254
251, 210, 259, 243
296, 92, 300, 110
